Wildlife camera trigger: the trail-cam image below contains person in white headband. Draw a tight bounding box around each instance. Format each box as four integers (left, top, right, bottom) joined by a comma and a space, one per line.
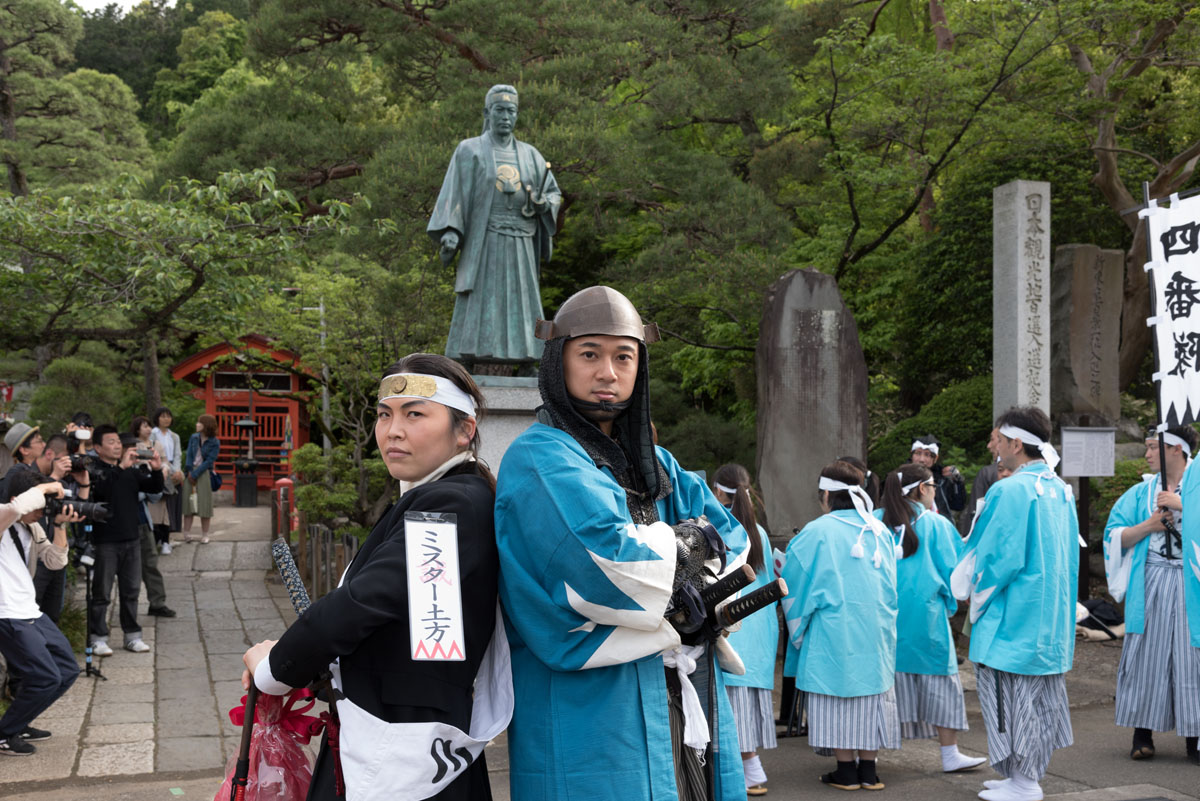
911, 435, 966, 519
240, 354, 509, 800
950, 407, 1079, 801
711, 463, 778, 796
780, 460, 899, 791
1103, 424, 1199, 764
879, 464, 986, 774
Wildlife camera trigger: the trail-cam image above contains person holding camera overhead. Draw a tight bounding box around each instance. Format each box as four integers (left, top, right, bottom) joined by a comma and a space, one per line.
183, 414, 219, 544
88, 425, 163, 656
0, 472, 83, 756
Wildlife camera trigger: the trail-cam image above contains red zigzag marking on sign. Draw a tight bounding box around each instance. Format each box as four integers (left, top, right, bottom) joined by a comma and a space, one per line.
413, 640, 464, 659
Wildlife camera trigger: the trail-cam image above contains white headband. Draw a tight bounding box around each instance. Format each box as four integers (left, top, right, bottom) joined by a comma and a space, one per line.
378, 373, 477, 417
999, 424, 1059, 470
714, 482, 738, 496
819, 476, 889, 565
911, 440, 939, 456
1148, 432, 1193, 456
901, 478, 928, 495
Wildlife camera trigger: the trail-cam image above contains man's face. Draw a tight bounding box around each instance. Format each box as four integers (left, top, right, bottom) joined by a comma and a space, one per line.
487, 101, 518, 136
911, 447, 936, 469
18, 433, 45, 464
996, 434, 1025, 472
563, 335, 640, 408
986, 428, 1001, 457
97, 432, 123, 462
1145, 438, 1185, 471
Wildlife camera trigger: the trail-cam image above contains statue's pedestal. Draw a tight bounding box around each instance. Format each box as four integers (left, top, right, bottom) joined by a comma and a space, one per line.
473, 375, 540, 473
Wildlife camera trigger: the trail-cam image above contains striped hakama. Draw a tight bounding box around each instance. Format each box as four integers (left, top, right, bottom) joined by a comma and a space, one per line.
807, 687, 901, 755
1115, 553, 1200, 736
974, 665, 1073, 779
895, 671, 969, 740
725, 686, 778, 753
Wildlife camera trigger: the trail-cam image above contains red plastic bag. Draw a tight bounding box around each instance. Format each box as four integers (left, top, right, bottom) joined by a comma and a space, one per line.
214, 688, 327, 801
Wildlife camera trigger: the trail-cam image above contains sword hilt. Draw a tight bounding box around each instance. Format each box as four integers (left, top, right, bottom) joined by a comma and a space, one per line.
716, 578, 787, 629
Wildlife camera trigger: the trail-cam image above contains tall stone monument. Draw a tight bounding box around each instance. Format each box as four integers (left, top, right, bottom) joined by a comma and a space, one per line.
993, 180, 1051, 419
1050, 244, 1123, 423
757, 268, 868, 541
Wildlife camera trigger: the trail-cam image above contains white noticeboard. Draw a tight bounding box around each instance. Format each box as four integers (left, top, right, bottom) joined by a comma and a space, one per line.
404, 512, 466, 662
1059, 427, 1116, 478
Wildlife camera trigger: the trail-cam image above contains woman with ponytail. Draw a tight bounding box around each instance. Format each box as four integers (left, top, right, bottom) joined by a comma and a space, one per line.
712, 464, 777, 797
780, 460, 900, 791
240, 354, 504, 800
879, 464, 984, 774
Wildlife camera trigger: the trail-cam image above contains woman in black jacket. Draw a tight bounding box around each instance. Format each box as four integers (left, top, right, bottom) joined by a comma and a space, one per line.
241, 353, 502, 801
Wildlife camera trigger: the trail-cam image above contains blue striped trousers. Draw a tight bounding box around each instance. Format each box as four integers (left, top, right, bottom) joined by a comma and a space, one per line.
1115, 553, 1200, 736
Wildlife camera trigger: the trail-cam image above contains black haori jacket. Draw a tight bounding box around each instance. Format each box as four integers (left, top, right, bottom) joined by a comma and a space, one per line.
268, 463, 499, 801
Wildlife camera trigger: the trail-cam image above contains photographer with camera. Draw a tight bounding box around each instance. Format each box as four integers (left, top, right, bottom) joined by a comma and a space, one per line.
0, 472, 83, 756
910, 435, 966, 520
0, 424, 71, 504
30, 434, 87, 625
87, 425, 163, 656
130, 418, 175, 618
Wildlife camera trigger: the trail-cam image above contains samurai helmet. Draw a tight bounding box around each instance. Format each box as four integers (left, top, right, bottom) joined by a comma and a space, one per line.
534, 286, 660, 343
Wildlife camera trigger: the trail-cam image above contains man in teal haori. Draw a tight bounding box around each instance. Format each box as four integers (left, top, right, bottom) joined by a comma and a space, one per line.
428, 84, 562, 366
952, 406, 1079, 801
495, 286, 750, 801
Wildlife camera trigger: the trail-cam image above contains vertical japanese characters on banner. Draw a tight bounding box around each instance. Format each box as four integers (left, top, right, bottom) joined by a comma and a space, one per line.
404, 512, 466, 662
1143, 193, 1200, 426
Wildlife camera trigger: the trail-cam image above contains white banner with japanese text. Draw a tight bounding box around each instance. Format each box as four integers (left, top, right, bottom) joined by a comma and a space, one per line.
1143, 192, 1200, 426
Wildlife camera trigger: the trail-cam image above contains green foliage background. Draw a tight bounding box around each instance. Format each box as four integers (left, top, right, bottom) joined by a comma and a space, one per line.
1, 0, 1199, 522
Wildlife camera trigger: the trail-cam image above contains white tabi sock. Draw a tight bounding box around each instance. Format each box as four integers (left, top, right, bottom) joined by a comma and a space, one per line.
977, 771, 1043, 801
942, 744, 988, 772
743, 754, 767, 786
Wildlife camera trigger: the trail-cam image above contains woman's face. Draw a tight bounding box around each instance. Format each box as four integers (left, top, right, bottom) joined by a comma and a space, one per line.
196, 421, 204, 433
158, 413, 172, 429
138, 421, 151, 439
375, 396, 474, 482
917, 480, 936, 510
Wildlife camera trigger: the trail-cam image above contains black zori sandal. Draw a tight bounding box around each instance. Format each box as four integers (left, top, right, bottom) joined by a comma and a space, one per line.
1130, 728, 1155, 760
858, 759, 885, 791
820, 761, 861, 791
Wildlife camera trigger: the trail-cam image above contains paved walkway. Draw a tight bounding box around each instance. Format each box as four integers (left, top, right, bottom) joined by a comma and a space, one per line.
0, 498, 292, 794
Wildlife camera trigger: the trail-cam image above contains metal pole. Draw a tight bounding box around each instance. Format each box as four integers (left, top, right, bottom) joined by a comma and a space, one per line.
1143, 181, 1174, 559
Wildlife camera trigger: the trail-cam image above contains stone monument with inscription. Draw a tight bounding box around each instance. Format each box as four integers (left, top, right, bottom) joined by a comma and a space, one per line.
1051, 244, 1123, 424
993, 180, 1051, 418
757, 268, 868, 540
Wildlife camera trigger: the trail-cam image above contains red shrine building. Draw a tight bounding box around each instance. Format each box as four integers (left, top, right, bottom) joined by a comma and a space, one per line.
170, 335, 312, 489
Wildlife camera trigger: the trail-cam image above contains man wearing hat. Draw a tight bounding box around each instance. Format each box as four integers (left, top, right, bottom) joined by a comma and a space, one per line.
494, 286, 750, 801
0, 424, 73, 505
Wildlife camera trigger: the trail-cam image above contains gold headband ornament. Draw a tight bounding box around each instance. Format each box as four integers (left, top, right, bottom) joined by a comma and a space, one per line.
377, 374, 477, 417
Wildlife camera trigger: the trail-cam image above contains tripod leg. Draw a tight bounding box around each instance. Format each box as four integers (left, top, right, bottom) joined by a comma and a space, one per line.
83, 564, 105, 680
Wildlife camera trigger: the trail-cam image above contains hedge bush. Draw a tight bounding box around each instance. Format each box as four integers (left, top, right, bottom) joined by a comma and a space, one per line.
868, 375, 993, 472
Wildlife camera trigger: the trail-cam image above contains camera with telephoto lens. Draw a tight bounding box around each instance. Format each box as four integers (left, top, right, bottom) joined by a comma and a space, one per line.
44, 485, 110, 523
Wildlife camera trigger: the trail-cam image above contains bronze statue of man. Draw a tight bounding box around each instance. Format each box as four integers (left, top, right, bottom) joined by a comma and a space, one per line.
428, 84, 562, 366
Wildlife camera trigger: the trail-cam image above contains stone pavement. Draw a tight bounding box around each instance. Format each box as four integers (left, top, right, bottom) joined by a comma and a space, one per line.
1, 495, 1197, 801
0, 497, 294, 797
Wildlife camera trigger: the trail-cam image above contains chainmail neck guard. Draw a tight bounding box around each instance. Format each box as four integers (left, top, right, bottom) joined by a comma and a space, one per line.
536, 337, 671, 522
